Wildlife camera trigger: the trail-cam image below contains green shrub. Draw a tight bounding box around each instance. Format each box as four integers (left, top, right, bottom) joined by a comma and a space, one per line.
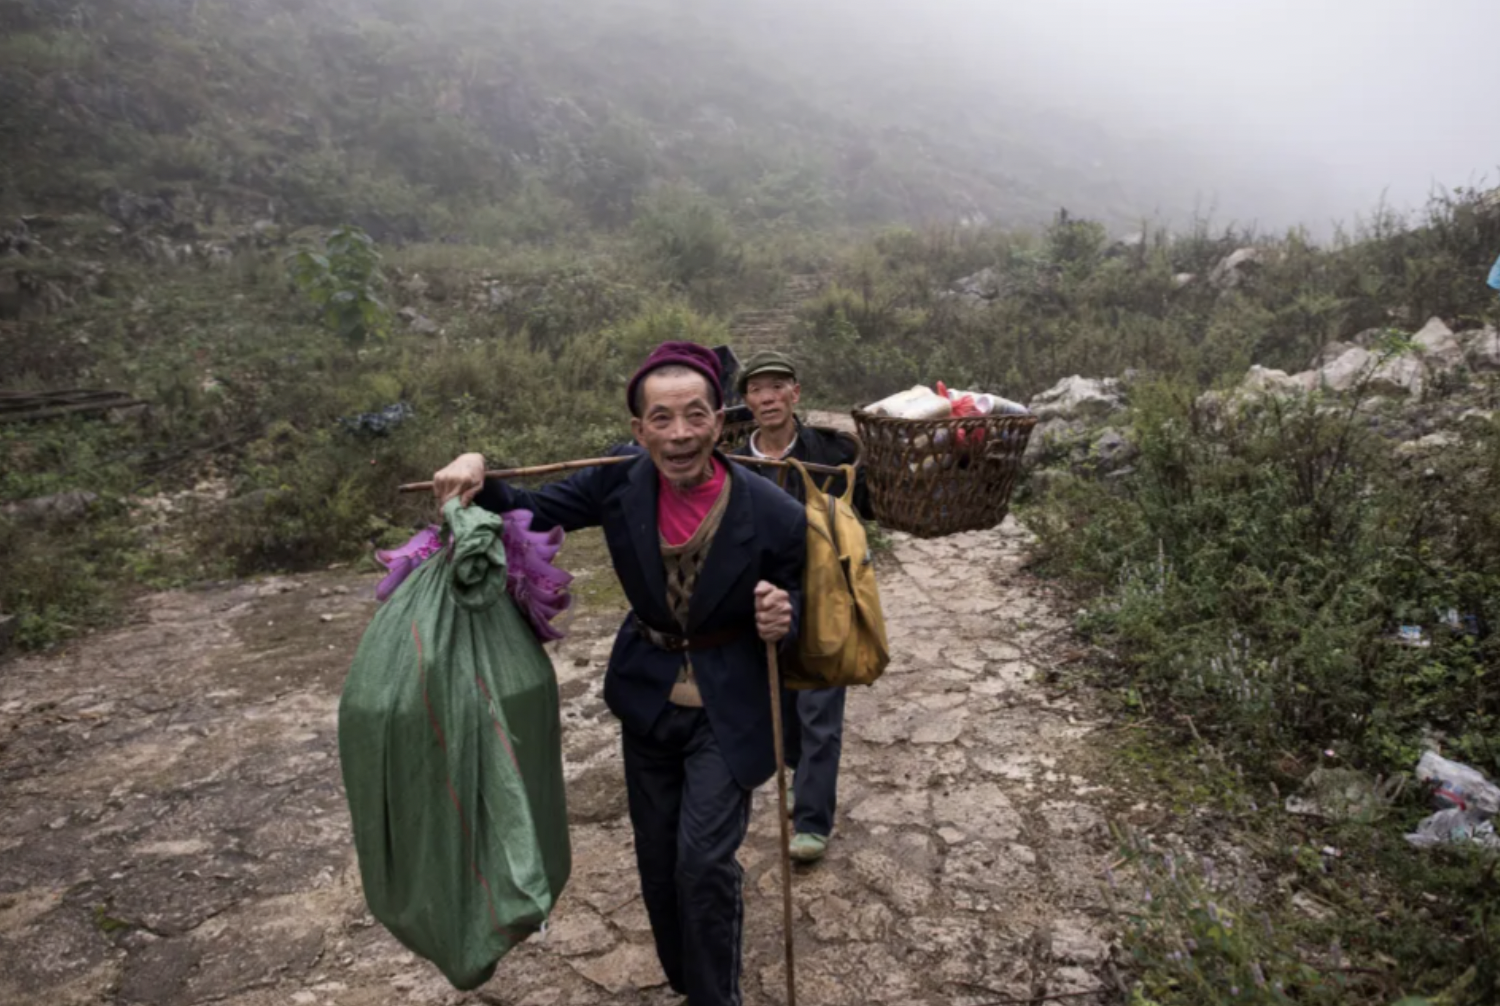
284, 226, 392, 344
633, 185, 742, 290
1027, 375, 1500, 775
607, 300, 731, 374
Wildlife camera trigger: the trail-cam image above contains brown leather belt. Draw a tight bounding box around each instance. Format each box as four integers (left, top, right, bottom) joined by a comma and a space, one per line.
634, 616, 745, 653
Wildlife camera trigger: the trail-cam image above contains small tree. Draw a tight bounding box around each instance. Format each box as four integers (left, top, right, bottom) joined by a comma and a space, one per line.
285, 225, 391, 344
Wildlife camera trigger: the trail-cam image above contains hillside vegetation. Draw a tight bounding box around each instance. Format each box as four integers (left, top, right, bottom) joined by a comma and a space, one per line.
3, 0, 1500, 1002
1, 0, 1272, 238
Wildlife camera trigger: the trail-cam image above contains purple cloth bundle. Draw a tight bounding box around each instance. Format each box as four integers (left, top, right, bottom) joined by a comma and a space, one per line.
497, 509, 574, 642
374, 510, 574, 641
374, 527, 444, 603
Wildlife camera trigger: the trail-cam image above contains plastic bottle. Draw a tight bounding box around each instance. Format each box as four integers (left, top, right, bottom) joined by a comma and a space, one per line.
946, 388, 1029, 416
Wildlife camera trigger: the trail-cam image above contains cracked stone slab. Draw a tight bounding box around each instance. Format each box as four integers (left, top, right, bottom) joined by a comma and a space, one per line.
759, 941, 922, 1006
850, 848, 937, 914
910, 707, 968, 745
933, 782, 1025, 842
543, 906, 615, 957
808, 895, 895, 942
848, 791, 933, 828
1039, 801, 1108, 839
568, 942, 668, 993
1046, 917, 1112, 966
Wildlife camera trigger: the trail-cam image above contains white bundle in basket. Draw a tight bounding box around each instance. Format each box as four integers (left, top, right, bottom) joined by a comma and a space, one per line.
867, 385, 953, 420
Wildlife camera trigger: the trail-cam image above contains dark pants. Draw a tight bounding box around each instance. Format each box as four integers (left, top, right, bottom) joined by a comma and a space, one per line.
781, 686, 846, 837
623, 706, 752, 1006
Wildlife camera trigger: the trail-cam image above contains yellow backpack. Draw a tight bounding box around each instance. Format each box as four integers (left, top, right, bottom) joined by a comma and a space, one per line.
784, 458, 890, 689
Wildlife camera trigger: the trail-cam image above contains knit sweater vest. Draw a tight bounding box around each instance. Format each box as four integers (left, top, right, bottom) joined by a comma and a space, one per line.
659, 469, 732, 707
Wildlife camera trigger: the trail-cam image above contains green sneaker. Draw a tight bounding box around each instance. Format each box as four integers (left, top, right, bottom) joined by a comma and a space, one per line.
788, 833, 828, 863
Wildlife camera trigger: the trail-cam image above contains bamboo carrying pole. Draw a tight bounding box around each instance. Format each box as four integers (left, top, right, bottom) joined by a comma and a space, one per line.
765, 641, 798, 1006
396, 453, 847, 493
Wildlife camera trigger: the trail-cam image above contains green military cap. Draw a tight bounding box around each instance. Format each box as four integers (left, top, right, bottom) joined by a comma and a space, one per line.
736, 350, 798, 395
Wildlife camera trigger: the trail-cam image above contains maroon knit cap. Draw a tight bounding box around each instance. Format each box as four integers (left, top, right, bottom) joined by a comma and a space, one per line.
626, 341, 724, 416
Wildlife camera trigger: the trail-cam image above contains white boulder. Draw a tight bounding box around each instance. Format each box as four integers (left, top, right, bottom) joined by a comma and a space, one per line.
1368, 355, 1425, 398
1460, 326, 1500, 372
1318, 346, 1376, 392
1317, 346, 1423, 398
1028, 375, 1124, 421
1395, 431, 1460, 457
1310, 341, 1358, 369
1208, 247, 1273, 290
950, 267, 1003, 302
1458, 409, 1495, 433
1242, 365, 1316, 396
1412, 317, 1465, 372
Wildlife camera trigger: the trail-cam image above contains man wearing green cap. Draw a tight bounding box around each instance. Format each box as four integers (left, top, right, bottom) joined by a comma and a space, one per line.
730, 350, 869, 863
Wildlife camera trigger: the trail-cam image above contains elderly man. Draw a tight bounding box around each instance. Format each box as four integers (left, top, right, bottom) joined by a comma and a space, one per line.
432, 341, 805, 1006
729, 350, 870, 864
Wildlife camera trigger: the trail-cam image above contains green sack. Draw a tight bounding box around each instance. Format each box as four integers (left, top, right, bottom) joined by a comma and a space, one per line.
338, 499, 571, 990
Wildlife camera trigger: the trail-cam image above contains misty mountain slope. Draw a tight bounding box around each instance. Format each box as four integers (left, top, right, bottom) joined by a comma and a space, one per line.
0, 0, 1266, 237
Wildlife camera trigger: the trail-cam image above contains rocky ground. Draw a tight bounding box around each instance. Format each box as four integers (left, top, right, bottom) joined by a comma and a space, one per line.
1, 437, 1137, 1006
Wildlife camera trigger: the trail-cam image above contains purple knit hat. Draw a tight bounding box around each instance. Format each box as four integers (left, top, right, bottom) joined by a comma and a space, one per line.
626, 341, 724, 416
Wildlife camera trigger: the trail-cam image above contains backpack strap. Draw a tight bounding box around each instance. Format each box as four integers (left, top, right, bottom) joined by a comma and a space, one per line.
835, 463, 858, 505
785, 457, 822, 506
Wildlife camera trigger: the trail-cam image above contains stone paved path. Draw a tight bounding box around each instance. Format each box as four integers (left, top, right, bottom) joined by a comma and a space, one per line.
1, 518, 1124, 1006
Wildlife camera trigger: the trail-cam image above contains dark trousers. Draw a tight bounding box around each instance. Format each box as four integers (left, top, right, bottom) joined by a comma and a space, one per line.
781, 686, 846, 837
623, 706, 752, 1006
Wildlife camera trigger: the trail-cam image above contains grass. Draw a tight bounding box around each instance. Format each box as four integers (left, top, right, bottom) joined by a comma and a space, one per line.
557, 527, 627, 614
1102, 727, 1499, 1006
91, 903, 132, 936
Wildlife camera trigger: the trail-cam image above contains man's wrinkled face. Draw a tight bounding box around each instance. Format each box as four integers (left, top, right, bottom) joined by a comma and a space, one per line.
631, 370, 723, 488
744, 372, 800, 433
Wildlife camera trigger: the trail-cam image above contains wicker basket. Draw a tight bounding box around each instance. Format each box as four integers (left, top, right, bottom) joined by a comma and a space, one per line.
718, 419, 757, 447
852, 407, 1038, 538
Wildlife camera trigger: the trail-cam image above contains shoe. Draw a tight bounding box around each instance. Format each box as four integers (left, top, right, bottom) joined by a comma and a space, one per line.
788, 833, 828, 862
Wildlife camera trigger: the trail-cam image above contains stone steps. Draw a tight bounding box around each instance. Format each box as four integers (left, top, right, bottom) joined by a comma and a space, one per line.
728, 273, 828, 358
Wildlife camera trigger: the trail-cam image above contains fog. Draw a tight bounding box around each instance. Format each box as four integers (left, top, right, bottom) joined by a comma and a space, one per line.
739, 0, 1499, 231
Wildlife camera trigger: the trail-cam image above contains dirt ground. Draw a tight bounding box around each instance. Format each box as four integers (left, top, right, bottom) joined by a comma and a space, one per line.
1, 438, 1139, 1006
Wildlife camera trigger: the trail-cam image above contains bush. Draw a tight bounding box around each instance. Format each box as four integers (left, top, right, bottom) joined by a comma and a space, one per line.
798, 193, 1500, 406
284, 225, 392, 344
1027, 375, 1500, 775
633, 185, 742, 291
607, 300, 731, 374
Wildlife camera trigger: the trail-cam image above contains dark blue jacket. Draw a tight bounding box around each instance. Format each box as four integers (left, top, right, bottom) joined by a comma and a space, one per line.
729, 418, 873, 520
474, 447, 806, 789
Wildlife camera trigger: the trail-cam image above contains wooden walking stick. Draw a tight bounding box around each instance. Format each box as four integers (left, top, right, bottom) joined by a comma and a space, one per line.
765, 640, 798, 1006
